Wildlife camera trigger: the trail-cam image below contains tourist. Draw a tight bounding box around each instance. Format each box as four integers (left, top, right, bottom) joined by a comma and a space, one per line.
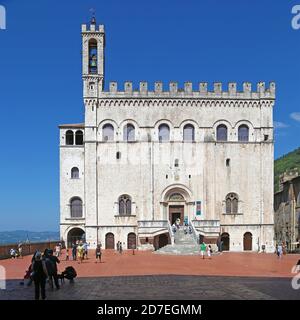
200, 242, 206, 259
95, 243, 102, 263
72, 243, 77, 261
48, 249, 60, 289
207, 245, 212, 259
277, 243, 283, 259
77, 242, 84, 263
83, 241, 89, 259
18, 243, 23, 258
32, 251, 48, 300
65, 248, 69, 261
10, 248, 16, 259
119, 242, 123, 254
175, 218, 180, 229
55, 243, 61, 258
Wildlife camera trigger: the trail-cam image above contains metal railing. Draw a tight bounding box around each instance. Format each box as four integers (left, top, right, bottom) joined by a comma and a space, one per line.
167, 220, 175, 245
189, 221, 199, 244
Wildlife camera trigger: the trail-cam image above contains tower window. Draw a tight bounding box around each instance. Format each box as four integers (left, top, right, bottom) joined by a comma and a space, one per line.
217, 124, 228, 141
102, 124, 114, 141
88, 39, 97, 74
183, 124, 195, 141
158, 124, 170, 142
116, 151, 121, 159
226, 159, 230, 167
71, 167, 79, 179
66, 130, 74, 145
166, 174, 168, 179
264, 134, 269, 141
175, 159, 179, 167
123, 124, 135, 141
189, 174, 191, 179
75, 130, 83, 145
238, 125, 249, 142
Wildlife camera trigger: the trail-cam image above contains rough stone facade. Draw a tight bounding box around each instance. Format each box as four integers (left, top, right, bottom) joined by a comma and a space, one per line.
274, 170, 300, 251
59, 20, 275, 252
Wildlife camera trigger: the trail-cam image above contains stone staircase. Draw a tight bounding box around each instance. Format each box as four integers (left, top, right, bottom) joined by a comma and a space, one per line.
154, 228, 201, 255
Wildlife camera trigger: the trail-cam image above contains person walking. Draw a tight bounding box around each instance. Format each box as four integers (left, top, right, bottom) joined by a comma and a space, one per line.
18, 243, 23, 259
77, 242, 84, 263
48, 249, 60, 290
32, 251, 48, 300
65, 248, 69, 261
72, 243, 77, 261
277, 243, 283, 259
95, 243, 102, 263
200, 242, 206, 259
119, 242, 123, 254
55, 244, 61, 258
207, 245, 212, 259
117, 241, 120, 252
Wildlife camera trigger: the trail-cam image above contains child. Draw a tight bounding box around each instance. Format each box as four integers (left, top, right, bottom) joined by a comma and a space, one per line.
95, 244, 102, 263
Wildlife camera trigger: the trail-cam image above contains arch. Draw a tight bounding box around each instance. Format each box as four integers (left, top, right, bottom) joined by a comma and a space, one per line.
169, 193, 185, 201
75, 130, 83, 145
70, 197, 83, 218
123, 124, 135, 141
67, 227, 85, 248
88, 38, 98, 74
105, 233, 115, 249
66, 130, 74, 145
161, 184, 193, 203
158, 123, 170, 142
118, 195, 132, 215
102, 123, 114, 141
238, 124, 249, 142
183, 124, 195, 141
225, 193, 239, 214
127, 233, 137, 249
216, 124, 228, 141
243, 232, 252, 251
221, 233, 230, 251
71, 167, 79, 179
154, 233, 169, 250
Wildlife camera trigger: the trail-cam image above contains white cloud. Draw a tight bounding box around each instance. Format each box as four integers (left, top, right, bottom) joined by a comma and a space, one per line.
274, 121, 289, 129
290, 112, 300, 122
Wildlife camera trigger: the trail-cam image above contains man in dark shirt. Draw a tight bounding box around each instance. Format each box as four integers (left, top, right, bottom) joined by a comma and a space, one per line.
47, 249, 60, 289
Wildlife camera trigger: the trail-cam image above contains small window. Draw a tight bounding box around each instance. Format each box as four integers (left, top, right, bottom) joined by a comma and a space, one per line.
264, 134, 269, 141
70, 197, 83, 218
66, 130, 74, 145
175, 159, 179, 167
116, 151, 121, 159
166, 174, 168, 179
226, 159, 230, 167
217, 125, 228, 141
75, 130, 83, 145
71, 167, 79, 179
189, 174, 191, 179
118, 195, 132, 215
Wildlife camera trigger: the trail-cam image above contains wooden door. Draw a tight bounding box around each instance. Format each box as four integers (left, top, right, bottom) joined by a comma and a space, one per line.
243, 232, 252, 251
127, 233, 136, 249
105, 233, 115, 249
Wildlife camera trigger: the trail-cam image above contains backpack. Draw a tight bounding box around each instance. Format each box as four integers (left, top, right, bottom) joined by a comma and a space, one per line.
63, 266, 77, 280
44, 257, 55, 276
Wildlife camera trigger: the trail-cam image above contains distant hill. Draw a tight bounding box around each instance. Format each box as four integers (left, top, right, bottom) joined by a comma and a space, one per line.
0, 230, 60, 245
274, 147, 300, 192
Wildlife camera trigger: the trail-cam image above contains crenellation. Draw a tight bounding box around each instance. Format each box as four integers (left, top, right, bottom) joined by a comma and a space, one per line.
125, 81, 133, 93
155, 81, 163, 93
228, 82, 237, 95
184, 82, 192, 93
199, 82, 208, 94
169, 82, 178, 93
81, 23, 105, 33
243, 82, 252, 93
214, 82, 222, 94
257, 81, 266, 95
109, 81, 117, 93
140, 81, 148, 93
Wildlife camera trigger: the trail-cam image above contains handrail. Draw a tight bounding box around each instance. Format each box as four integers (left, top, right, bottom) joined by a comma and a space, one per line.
167, 220, 175, 245
189, 221, 199, 244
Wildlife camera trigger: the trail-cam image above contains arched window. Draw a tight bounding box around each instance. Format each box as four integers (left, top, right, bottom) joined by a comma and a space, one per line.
102, 124, 114, 141
158, 124, 170, 142
217, 124, 228, 141
225, 193, 239, 214
123, 124, 135, 141
70, 197, 83, 218
89, 39, 97, 74
75, 130, 83, 145
238, 125, 249, 142
66, 130, 74, 145
183, 124, 195, 141
119, 195, 132, 215
71, 167, 79, 179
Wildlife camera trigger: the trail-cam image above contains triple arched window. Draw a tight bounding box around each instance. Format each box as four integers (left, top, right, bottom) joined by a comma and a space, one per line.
158, 124, 170, 142
123, 124, 135, 141
70, 197, 83, 218
102, 124, 114, 141
183, 124, 195, 141
225, 193, 239, 214
118, 195, 132, 215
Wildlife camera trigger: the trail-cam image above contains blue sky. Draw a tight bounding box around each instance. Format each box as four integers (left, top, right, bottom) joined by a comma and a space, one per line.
0, 0, 300, 231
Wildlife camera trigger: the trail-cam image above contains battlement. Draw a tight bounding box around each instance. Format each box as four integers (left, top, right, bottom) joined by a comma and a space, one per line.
81, 23, 105, 33
101, 81, 276, 99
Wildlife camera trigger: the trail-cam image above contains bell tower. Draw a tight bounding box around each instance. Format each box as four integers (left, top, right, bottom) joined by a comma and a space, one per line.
81, 16, 105, 98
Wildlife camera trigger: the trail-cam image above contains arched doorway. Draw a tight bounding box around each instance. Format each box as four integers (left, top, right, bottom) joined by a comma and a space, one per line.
105, 233, 115, 249
127, 233, 137, 249
243, 232, 252, 251
67, 228, 85, 248
158, 234, 169, 249
221, 233, 230, 251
